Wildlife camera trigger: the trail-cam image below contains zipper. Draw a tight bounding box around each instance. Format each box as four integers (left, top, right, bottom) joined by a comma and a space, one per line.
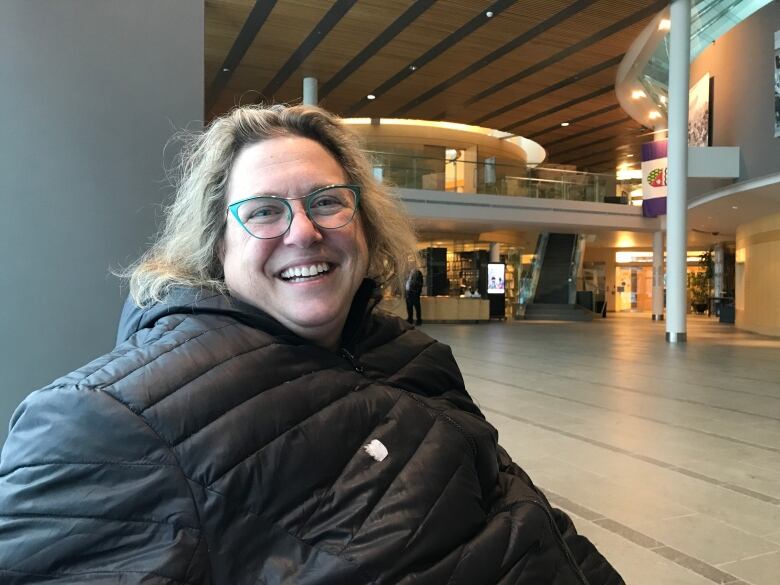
339, 348, 364, 373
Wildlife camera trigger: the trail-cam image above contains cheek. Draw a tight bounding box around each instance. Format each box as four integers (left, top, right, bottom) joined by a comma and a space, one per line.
222, 230, 272, 281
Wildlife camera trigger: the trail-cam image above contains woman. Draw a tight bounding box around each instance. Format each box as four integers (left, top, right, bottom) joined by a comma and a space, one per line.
0, 105, 622, 584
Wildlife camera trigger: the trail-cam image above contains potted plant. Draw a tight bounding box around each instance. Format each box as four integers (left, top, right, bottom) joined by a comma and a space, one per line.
689, 272, 710, 314
689, 249, 713, 314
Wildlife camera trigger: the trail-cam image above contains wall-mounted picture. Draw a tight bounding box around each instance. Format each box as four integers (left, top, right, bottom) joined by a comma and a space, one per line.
688, 72, 712, 146
774, 31, 780, 138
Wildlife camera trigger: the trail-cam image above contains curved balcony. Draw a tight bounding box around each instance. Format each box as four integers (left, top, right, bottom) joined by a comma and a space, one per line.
366, 150, 619, 204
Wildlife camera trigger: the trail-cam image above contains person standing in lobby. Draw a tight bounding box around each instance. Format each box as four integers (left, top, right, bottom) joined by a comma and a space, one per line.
405, 266, 424, 325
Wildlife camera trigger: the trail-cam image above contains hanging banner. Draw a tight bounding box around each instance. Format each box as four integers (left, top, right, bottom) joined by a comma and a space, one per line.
641, 140, 668, 217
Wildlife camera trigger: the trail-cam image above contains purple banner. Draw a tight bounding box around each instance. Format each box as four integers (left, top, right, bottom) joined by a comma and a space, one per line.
641, 140, 668, 162
641, 139, 668, 218
642, 197, 667, 217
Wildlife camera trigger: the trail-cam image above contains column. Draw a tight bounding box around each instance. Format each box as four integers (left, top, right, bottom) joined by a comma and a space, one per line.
303, 77, 318, 106
489, 243, 501, 262
712, 243, 724, 316
665, 0, 691, 343
712, 243, 724, 298
652, 230, 665, 320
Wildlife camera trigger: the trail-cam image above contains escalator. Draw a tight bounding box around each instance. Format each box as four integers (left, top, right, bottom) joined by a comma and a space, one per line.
525, 233, 594, 321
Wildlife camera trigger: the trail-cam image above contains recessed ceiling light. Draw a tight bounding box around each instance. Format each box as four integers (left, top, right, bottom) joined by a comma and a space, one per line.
631, 90, 646, 99
366, 94, 376, 100
560, 122, 570, 127
409, 65, 417, 71
732, 205, 739, 210
486, 11, 494, 18
649, 110, 661, 120
658, 19, 671, 31
222, 67, 230, 72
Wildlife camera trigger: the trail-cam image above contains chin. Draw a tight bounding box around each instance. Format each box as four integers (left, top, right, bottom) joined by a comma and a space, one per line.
287, 306, 346, 330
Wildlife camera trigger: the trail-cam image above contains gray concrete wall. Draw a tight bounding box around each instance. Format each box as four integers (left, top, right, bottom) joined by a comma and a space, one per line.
0, 1, 204, 441
690, 1, 780, 181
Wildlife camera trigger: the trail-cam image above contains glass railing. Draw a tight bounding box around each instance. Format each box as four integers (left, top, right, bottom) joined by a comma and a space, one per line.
364, 151, 618, 203
640, 0, 771, 114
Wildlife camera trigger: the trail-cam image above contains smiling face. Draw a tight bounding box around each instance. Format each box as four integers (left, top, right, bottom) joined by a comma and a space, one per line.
221, 135, 369, 350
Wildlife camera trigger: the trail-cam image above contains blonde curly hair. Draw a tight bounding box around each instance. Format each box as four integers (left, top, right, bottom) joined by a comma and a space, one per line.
123, 104, 418, 306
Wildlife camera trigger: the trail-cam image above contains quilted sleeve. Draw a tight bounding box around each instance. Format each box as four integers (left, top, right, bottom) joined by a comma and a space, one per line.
0, 384, 209, 584
497, 446, 624, 585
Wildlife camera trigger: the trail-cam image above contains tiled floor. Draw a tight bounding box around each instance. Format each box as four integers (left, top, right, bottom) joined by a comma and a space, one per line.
423, 313, 780, 585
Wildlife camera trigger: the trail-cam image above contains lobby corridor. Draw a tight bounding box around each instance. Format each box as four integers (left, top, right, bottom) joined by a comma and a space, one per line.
424, 315, 780, 585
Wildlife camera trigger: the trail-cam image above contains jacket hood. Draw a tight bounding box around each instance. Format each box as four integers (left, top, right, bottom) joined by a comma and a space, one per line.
116, 279, 382, 348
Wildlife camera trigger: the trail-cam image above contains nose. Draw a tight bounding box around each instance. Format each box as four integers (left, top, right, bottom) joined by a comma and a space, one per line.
282, 202, 323, 247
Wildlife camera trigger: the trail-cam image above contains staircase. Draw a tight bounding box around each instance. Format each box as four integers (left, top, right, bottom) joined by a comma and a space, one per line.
525, 233, 594, 321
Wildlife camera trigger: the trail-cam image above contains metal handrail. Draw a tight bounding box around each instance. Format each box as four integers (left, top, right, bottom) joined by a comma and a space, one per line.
527, 233, 549, 307
568, 234, 586, 305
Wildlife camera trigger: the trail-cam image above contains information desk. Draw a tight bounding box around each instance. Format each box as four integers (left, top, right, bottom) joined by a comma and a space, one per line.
380, 296, 490, 323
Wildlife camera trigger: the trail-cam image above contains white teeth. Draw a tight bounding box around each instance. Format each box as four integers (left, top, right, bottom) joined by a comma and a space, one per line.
280, 262, 331, 280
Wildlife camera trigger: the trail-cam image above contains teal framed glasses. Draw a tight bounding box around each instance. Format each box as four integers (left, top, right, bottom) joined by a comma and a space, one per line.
227, 184, 361, 239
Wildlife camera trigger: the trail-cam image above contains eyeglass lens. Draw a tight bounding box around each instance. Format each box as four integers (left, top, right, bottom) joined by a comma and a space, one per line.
235, 186, 357, 239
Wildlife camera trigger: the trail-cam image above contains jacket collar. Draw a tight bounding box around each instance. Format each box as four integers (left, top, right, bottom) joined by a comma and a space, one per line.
116, 279, 382, 351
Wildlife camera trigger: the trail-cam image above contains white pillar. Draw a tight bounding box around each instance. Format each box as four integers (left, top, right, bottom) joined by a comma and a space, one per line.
665, 0, 690, 343
303, 77, 318, 106
652, 230, 665, 320
489, 243, 501, 262
713, 243, 724, 298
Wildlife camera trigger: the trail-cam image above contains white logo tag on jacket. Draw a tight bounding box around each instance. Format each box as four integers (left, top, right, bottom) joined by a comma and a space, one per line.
363, 439, 388, 462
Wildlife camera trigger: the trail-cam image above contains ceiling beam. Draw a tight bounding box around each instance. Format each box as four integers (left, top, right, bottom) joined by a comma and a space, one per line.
525, 104, 621, 140
549, 135, 627, 158
549, 131, 649, 159
390, 0, 596, 117
580, 158, 620, 171
206, 0, 277, 113
344, 0, 515, 117
319, 0, 436, 100
558, 141, 643, 165
501, 85, 614, 133
471, 54, 623, 126
543, 116, 637, 148
259, 0, 357, 100
464, 0, 668, 108
559, 146, 628, 165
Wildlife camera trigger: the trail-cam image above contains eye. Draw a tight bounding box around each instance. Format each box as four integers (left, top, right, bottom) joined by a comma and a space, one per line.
249, 206, 280, 217
240, 199, 287, 223
309, 189, 351, 215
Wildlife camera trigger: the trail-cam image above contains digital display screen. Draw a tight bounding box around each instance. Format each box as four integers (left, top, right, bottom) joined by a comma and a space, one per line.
487, 263, 505, 295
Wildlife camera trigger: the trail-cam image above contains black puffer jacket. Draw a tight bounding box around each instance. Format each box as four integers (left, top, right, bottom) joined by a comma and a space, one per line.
0, 281, 622, 584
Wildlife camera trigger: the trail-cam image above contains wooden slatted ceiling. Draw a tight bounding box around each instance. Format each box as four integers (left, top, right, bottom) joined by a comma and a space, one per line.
205, 1, 256, 83
205, 0, 662, 172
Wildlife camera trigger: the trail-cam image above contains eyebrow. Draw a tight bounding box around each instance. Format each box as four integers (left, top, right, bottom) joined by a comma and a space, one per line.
249, 184, 340, 198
